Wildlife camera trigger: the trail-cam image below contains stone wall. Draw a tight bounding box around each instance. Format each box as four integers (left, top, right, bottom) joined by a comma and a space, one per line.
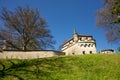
0, 50, 65, 59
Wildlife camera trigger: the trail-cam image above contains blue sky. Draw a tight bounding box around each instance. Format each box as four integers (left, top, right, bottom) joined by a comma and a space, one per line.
0, 0, 118, 52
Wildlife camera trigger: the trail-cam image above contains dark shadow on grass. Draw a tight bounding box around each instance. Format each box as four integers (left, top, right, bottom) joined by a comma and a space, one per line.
0, 60, 24, 80
0, 59, 52, 80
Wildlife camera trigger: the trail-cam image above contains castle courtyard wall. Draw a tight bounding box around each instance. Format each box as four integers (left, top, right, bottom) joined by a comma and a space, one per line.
0, 50, 65, 59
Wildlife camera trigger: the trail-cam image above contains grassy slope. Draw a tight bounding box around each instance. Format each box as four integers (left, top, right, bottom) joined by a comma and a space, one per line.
0, 54, 120, 80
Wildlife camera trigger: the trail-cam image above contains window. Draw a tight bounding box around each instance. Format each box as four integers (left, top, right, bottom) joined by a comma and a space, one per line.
72, 53, 75, 55
79, 37, 82, 40
88, 44, 91, 47
91, 44, 93, 47
80, 44, 83, 47
84, 44, 87, 47
83, 51, 85, 54
90, 51, 92, 54
91, 44, 95, 47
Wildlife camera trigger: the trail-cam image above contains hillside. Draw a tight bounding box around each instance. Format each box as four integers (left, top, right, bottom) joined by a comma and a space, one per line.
0, 54, 120, 80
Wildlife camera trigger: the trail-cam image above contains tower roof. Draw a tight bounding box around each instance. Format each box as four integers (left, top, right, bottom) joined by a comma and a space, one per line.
74, 27, 77, 34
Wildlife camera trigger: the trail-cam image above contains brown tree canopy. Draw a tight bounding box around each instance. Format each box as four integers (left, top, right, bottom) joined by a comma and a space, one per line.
0, 6, 55, 50
96, 0, 120, 42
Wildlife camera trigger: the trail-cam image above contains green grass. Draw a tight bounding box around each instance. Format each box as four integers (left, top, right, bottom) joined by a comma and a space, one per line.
0, 54, 120, 80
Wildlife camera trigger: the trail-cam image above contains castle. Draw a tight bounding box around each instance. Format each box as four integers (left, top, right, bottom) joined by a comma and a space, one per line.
61, 28, 97, 55
0, 28, 115, 59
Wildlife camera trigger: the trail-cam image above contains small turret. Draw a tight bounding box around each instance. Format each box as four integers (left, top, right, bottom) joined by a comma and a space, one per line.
73, 28, 78, 42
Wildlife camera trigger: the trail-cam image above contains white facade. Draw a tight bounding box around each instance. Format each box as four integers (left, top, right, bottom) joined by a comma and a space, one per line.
61, 29, 97, 55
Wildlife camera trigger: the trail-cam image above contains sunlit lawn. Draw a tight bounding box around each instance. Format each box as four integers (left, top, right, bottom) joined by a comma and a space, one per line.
0, 54, 120, 80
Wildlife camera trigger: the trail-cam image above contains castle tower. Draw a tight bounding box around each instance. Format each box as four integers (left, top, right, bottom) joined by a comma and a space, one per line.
73, 28, 78, 42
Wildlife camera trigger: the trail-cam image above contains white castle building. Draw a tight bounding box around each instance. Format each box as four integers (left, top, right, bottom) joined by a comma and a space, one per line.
61, 28, 97, 55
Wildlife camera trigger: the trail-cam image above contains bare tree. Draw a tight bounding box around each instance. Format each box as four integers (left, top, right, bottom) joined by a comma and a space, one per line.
96, 0, 120, 42
0, 6, 55, 51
